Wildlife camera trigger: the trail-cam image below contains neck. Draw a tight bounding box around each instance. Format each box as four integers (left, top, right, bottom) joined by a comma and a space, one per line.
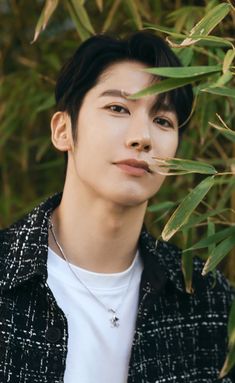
48, 184, 147, 273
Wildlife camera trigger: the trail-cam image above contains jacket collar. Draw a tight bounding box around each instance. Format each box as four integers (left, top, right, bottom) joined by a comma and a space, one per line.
0, 193, 186, 293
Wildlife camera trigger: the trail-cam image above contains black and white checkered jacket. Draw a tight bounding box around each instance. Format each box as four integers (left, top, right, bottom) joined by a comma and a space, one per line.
0, 193, 234, 383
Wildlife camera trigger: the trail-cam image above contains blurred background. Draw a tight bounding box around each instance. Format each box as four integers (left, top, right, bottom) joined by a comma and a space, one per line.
1, 0, 235, 284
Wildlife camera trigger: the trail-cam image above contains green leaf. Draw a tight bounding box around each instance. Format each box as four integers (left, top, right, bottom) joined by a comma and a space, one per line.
182, 250, 194, 294
144, 24, 185, 38
223, 49, 235, 73
125, 0, 142, 29
102, 0, 122, 32
186, 226, 235, 251
176, 47, 194, 66
70, 0, 95, 34
167, 5, 204, 23
202, 235, 235, 275
35, 95, 55, 112
228, 300, 235, 346
95, 0, 103, 11
66, 1, 91, 40
129, 73, 211, 99
32, 0, 59, 43
144, 65, 221, 78
181, 229, 194, 294
147, 201, 176, 213
177, 3, 231, 47
211, 71, 233, 88
182, 208, 230, 231
209, 122, 235, 143
207, 220, 216, 254
145, 24, 233, 48
161, 176, 215, 241
167, 35, 234, 49
185, 35, 234, 46
219, 340, 235, 378
150, 157, 217, 175
202, 86, 235, 99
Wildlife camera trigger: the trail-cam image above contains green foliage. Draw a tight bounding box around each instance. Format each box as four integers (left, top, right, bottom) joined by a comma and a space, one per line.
220, 299, 235, 378
161, 176, 216, 241
150, 157, 217, 175
1, 0, 235, 375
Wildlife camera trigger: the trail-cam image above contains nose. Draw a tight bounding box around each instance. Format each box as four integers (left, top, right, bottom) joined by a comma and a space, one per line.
125, 122, 152, 153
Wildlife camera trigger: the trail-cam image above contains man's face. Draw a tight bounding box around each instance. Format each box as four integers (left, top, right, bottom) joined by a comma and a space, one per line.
67, 61, 179, 207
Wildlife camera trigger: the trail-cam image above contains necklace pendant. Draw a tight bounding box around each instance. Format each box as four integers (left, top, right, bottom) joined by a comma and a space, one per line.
108, 309, 119, 328
110, 314, 120, 328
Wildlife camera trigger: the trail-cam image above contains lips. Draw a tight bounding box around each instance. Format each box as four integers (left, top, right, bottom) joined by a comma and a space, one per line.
114, 159, 152, 175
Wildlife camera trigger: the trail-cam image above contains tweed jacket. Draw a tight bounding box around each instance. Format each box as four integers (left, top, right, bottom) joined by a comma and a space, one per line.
0, 193, 234, 383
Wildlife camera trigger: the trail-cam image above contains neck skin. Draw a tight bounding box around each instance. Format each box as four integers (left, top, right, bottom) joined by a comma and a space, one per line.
48, 175, 147, 274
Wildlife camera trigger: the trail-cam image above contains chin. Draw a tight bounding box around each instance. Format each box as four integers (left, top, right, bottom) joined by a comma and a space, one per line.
110, 190, 153, 207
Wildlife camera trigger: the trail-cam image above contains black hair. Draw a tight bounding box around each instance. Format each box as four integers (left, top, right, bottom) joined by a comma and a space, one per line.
55, 31, 193, 160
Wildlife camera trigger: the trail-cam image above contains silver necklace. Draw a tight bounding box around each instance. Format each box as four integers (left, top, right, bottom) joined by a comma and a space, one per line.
48, 216, 136, 328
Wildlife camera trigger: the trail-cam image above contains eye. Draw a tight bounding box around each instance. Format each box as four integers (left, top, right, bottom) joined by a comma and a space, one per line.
106, 105, 129, 114
154, 116, 174, 129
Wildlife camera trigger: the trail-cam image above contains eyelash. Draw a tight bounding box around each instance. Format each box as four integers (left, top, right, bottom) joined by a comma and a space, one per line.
106, 105, 129, 114
105, 104, 174, 128
153, 117, 173, 128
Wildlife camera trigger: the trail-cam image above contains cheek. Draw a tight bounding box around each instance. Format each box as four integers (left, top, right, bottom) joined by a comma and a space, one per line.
152, 131, 178, 157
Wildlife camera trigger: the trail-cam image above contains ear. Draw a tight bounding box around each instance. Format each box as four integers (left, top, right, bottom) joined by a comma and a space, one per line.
50, 111, 74, 152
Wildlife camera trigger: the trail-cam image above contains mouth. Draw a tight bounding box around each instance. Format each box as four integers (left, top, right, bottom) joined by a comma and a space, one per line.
114, 159, 153, 176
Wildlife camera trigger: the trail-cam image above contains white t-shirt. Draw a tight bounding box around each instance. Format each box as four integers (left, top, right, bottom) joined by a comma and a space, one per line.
46, 247, 143, 383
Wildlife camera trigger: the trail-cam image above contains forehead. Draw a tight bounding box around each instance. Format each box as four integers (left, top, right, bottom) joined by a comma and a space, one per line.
95, 60, 154, 96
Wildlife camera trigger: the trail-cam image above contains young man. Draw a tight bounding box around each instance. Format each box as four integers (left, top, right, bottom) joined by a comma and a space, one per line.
0, 32, 234, 383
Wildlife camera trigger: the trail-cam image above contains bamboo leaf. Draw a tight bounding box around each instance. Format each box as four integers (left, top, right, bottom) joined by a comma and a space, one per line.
202, 235, 235, 275
129, 73, 211, 99
209, 121, 235, 135
186, 226, 235, 251
167, 34, 234, 48
227, 0, 235, 11
66, 1, 91, 40
223, 49, 235, 73
207, 221, 216, 255
182, 208, 231, 231
147, 201, 176, 213
181, 229, 194, 294
95, 0, 103, 11
161, 176, 215, 241
144, 24, 188, 38
102, 0, 121, 32
70, 0, 95, 34
35, 95, 55, 112
125, 0, 142, 29
176, 47, 194, 66
134, 0, 151, 20
167, 5, 204, 24
219, 347, 235, 379
209, 122, 235, 143
145, 24, 233, 47
32, 0, 59, 43
228, 300, 235, 346
171, 3, 231, 47
182, 250, 194, 294
202, 86, 235, 99
210, 71, 233, 88
144, 65, 221, 78
150, 157, 217, 175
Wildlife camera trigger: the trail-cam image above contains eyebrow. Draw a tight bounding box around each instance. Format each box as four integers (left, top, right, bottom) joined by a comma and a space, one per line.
99, 89, 134, 100
99, 89, 176, 114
